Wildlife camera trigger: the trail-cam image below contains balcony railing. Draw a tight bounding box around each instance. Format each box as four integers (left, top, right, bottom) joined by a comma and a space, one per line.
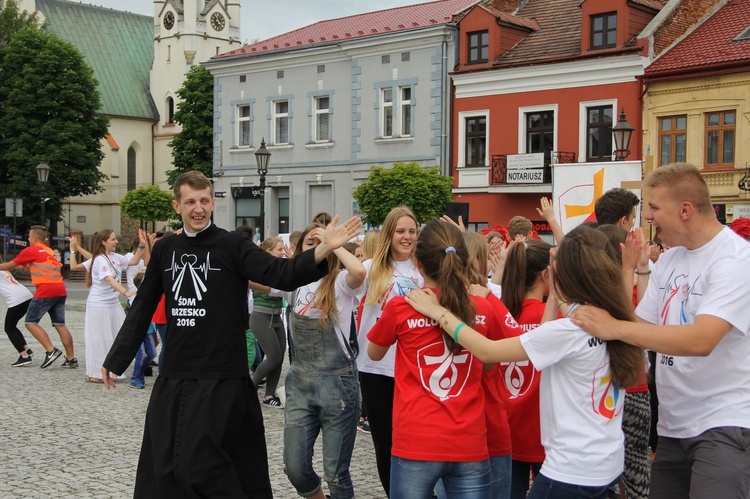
491, 155, 507, 185
490, 152, 576, 185
552, 151, 577, 164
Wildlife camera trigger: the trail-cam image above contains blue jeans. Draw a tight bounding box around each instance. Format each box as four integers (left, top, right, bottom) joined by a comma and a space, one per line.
391, 457, 490, 499
25, 296, 66, 325
132, 332, 156, 383
527, 473, 620, 499
436, 454, 509, 499
283, 312, 359, 499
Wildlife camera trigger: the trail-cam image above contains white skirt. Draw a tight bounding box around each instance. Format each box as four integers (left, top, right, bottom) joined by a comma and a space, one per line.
84, 303, 126, 379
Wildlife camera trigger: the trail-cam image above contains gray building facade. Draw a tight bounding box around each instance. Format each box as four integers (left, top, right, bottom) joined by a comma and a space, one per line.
204, 3, 467, 235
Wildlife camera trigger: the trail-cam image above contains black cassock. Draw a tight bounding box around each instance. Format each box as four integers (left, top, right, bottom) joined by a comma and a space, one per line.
104, 224, 327, 498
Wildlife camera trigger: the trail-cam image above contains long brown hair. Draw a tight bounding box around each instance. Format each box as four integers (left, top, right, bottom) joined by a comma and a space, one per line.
415, 220, 475, 353
86, 229, 114, 288
555, 226, 643, 388
295, 223, 341, 327
501, 239, 552, 319
366, 206, 418, 305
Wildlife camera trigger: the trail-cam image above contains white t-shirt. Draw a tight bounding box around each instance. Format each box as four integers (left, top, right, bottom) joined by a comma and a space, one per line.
85, 253, 131, 307
272, 270, 363, 358
356, 258, 423, 377
521, 310, 626, 487
635, 227, 750, 438
0, 271, 33, 307
124, 252, 147, 292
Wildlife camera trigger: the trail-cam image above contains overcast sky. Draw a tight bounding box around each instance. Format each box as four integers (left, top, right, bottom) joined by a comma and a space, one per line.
87, 0, 426, 43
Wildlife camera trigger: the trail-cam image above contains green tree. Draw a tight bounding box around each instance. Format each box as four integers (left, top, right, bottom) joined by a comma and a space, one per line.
0, 0, 41, 47
167, 65, 214, 186
352, 162, 453, 226
120, 185, 175, 229
0, 28, 108, 233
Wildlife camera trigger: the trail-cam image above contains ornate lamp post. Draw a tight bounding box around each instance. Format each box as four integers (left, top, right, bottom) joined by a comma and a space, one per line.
612, 109, 635, 161
254, 138, 271, 240
36, 157, 50, 227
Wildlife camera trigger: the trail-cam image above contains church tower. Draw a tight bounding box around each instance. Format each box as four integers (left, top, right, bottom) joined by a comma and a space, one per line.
150, 0, 241, 186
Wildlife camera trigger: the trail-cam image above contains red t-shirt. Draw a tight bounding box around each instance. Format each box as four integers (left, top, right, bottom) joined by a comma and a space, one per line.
497, 298, 547, 462
13, 244, 67, 298
483, 293, 525, 457
152, 295, 167, 324
368, 291, 490, 462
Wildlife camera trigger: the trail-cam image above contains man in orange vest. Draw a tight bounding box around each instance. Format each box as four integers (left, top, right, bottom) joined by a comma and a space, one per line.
0, 226, 76, 368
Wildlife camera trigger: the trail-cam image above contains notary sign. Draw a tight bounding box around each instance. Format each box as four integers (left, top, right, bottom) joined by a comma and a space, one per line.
506, 153, 544, 184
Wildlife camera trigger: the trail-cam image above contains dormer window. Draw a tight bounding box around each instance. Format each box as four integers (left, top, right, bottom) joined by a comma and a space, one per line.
468, 30, 489, 64
591, 12, 617, 49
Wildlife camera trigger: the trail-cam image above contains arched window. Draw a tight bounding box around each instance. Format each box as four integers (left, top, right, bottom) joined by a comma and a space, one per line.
127, 147, 136, 191
166, 96, 175, 124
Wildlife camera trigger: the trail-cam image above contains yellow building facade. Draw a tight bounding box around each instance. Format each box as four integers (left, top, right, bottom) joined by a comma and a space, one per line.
642, 71, 750, 224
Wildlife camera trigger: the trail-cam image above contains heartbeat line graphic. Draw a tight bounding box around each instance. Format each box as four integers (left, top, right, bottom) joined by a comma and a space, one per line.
166, 252, 221, 301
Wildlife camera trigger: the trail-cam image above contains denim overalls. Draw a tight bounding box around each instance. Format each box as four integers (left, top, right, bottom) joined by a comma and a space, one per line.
283, 309, 360, 499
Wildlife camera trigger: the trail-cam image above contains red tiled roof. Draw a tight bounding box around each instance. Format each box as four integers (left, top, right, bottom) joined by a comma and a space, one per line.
480, 4, 540, 31
646, 0, 750, 75
214, 0, 478, 59
493, 0, 583, 66
630, 0, 664, 10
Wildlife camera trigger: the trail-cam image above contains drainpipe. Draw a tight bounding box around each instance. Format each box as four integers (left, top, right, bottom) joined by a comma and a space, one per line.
151, 121, 157, 185
441, 36, 449, 177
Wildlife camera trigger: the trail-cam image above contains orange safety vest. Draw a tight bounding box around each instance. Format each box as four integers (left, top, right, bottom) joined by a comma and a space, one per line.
28, 244, 64, 285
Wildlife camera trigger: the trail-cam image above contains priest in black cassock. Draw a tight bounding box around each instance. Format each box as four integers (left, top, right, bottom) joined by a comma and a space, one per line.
103, 171, 361, 498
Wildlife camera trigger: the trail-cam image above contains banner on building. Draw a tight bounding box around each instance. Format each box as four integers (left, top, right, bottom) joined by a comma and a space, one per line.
552, 161, 642, 234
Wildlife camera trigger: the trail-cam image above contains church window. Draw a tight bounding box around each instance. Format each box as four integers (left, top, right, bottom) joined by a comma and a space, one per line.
166, 97, 175, 125
127, 147, 136, 191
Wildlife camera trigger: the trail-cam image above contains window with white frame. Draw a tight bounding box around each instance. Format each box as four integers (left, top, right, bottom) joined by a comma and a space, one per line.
465, 116, 487, 167
586, 105, 613, 162
273, 100, 290, 144
313, 96, 330, 142
400, 86, 412, 137
526, 110, 555, 161
379, 85, 413, 138
458, 110, 489, 168
237, 104, 251, 147
381, 88, 393, 138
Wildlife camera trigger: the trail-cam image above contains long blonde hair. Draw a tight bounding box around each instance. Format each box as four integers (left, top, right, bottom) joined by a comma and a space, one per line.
365, 206, 418, 306
361, 229, 380, 260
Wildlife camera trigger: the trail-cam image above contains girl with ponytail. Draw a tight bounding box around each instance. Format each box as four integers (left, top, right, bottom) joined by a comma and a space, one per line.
368, 220, 503, 498
499, 239, 553, 498
406, 225, 644, 499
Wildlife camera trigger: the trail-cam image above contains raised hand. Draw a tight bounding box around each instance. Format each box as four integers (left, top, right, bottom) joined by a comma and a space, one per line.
536, 197, 555, 221
440, 214, 466, 232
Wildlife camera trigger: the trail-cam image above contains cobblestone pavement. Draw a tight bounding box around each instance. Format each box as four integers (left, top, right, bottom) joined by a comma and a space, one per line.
0, 288, 387, 498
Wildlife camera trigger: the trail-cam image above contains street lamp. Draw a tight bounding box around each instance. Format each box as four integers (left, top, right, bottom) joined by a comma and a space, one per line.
612, 109, 635, 161
36, 157, 50, 227
254, 138, 271, 240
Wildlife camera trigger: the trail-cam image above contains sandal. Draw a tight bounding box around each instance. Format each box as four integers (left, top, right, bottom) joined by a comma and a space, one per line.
85, 376, 104, 384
